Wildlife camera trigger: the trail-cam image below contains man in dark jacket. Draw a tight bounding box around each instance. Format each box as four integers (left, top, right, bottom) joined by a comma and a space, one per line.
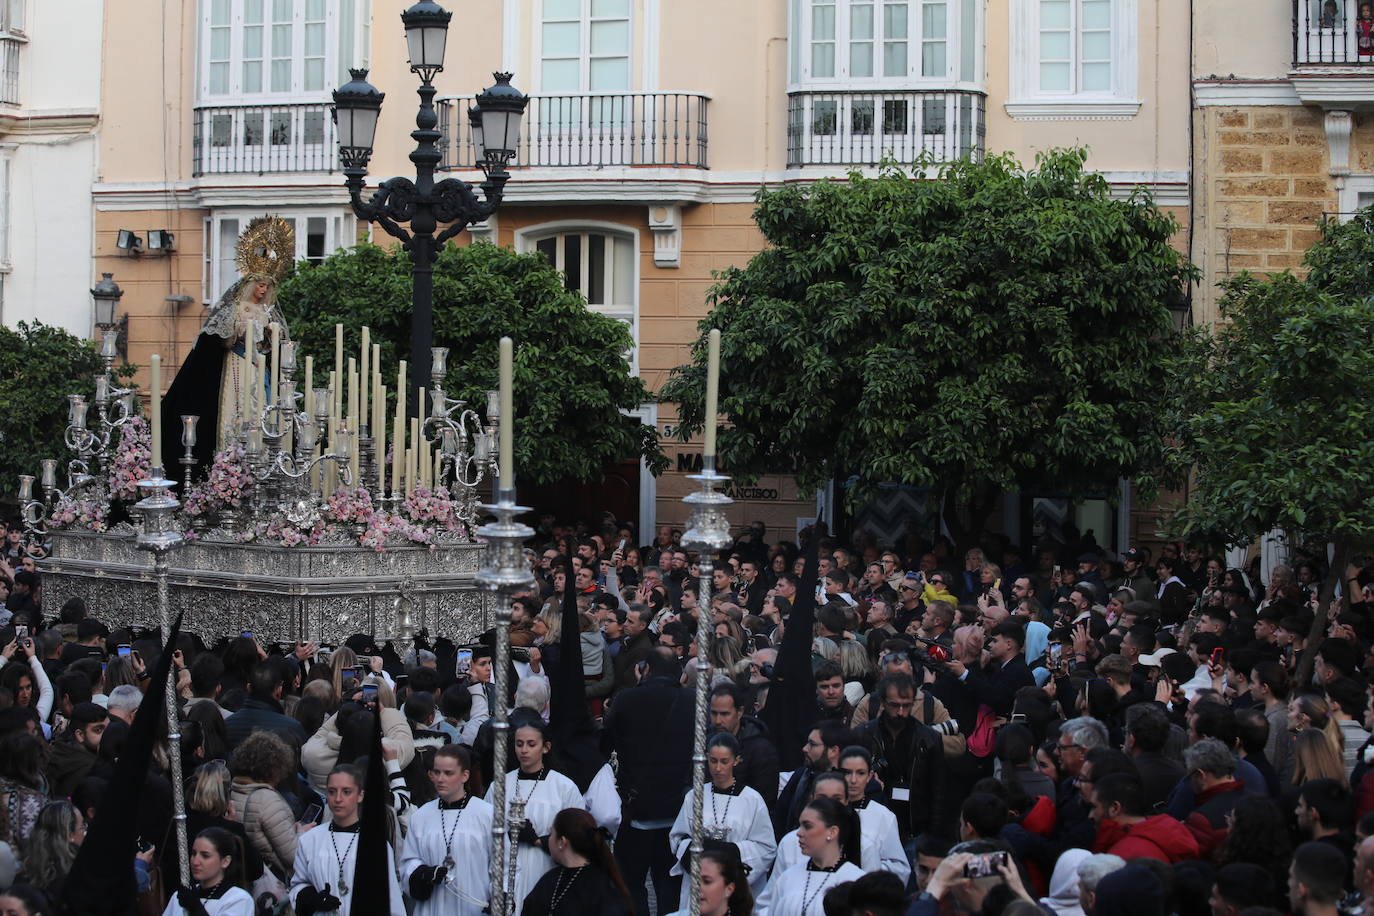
224, 659, 307, 752
709, 682, 781, 805
774, 719, 850, 838
856, 672, 952, 840
1125, 703, 1186, 813
948, 619, 1035, 718
45, 702, 107, 798
602, 647, 694, 916
612, 605, 656, 690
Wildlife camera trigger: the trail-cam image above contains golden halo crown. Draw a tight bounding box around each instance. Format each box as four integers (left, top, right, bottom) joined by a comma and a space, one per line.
235, 216, 296, 283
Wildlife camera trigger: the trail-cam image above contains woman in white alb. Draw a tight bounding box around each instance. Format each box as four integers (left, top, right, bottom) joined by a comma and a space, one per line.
401, 744, 494, 916
668, 732, 776, 912
755, 797, 863, 916
837, 745, 911, 884
290, 764, 405, 916
484, 720, 585, 916
160, 827, 255, 916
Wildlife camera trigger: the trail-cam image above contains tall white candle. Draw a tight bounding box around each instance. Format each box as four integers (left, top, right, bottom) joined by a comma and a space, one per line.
359, 327, 370, 433
393, 360, 407, 495
150, 354, 162, 470
499, 337, 513, 490
348, 362, 360, 482
269, 323, 280, 409
334, 324, 344, 425
376, 382, 387, 497
703, 328, 721, 458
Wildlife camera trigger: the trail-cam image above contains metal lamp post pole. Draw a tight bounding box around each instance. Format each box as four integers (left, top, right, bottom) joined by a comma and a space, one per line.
680, 456, 733, 915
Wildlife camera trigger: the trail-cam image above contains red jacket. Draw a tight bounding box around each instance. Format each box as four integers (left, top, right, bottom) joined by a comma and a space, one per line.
1094, 815, 1201, 863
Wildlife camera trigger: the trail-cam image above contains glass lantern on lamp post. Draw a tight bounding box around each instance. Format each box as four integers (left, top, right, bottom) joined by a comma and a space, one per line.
331, 0, 528, 416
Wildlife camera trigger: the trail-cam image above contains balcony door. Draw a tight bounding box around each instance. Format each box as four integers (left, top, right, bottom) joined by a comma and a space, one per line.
789, 0, 980, 166
197, 0, 342, 173
536, 0, 634, 166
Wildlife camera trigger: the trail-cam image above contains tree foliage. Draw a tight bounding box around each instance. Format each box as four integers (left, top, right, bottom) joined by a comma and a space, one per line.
277, 241, 665, 485
661, 149, 1195, 544
1166, 210, 1374, 678
0, 323, 106, 504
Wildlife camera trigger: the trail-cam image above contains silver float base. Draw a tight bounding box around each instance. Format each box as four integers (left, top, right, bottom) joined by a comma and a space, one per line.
41, 527, 490, 645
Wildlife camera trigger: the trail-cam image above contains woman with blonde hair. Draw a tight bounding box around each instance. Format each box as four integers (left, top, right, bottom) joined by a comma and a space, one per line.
102, 654, 142, 695
1291, 727, 1348, 787
328, 646, 359, 699
20, 800, 83, 904
1289, 691, 1346, 761
187, 760, 265, 886
837, 638, 876, 706
811, 637, 839, 664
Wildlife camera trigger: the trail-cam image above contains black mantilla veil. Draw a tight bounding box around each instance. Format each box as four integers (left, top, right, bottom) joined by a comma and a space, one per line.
161, 218, 294, 481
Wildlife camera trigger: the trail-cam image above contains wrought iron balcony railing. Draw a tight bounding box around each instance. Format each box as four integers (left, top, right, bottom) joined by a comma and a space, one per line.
437, 91, 709, 170
192, 102, 336, 176
787, 89, 986, 168
1294, 0, 1374, 65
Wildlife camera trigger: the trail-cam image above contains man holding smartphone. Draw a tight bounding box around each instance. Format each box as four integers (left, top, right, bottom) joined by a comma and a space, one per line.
909, 841, 1026, 916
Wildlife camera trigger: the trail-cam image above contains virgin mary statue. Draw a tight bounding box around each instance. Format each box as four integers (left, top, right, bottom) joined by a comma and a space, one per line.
162, 217, 294, 479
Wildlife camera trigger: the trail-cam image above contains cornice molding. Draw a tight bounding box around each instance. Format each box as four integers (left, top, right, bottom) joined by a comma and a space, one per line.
93, 167, 1190, 211
1193, 78, 1303, 107
1003, 100, 1143, 121
0, 108, 100, 137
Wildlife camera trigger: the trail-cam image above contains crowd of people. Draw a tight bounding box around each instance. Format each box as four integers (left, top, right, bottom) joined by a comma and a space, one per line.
1, 514, 1373, 916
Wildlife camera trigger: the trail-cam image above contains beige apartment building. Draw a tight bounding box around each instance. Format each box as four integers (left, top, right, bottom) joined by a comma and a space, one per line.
1190, 0, 1374, 325
76, 0, 1188, 550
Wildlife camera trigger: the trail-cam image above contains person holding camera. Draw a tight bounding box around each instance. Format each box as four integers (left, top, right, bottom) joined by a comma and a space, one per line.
908, 840, 1033, 916
854, 673, 953, 841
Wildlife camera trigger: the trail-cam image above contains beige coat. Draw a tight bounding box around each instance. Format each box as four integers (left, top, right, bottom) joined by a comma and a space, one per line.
300, 707, 415, 793
229, 778, 297, 877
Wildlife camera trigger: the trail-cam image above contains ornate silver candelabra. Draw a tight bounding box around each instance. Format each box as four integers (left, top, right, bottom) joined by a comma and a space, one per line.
423, 347, 498, 523
132, 466, 190, 889
66, 327, 139, 503
16, 475, 48, 557
680, 455, 733, 916
474, 485, 534, 916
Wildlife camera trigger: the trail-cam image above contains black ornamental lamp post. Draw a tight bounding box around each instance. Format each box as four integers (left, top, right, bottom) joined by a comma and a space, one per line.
332, 0, 528, 414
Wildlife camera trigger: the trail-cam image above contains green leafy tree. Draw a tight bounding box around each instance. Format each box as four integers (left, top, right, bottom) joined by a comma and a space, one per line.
0, 322, 106, 505
661, 150, 1196, 545
277, 241, 665, 485
1165, 210, 1374, 681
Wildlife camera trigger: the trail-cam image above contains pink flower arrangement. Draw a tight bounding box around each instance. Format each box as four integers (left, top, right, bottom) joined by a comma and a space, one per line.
402, 485, 463, 530
253, 516, 326, 547
184, 445, 254, 517
48, 496, 108, 533
323, 487, 376, 526
109, 417, 152, 502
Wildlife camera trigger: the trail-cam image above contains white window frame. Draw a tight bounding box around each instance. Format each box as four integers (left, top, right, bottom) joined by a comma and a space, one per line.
535, 0, 634, 95
1339, 176, 1374, 217
205, 208, 353, 303
516, 221, 640, 377
1005, 0, 1140, 121
790, 0, 981, 89
197, 0, 340, 104
1, 0, 24, 36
